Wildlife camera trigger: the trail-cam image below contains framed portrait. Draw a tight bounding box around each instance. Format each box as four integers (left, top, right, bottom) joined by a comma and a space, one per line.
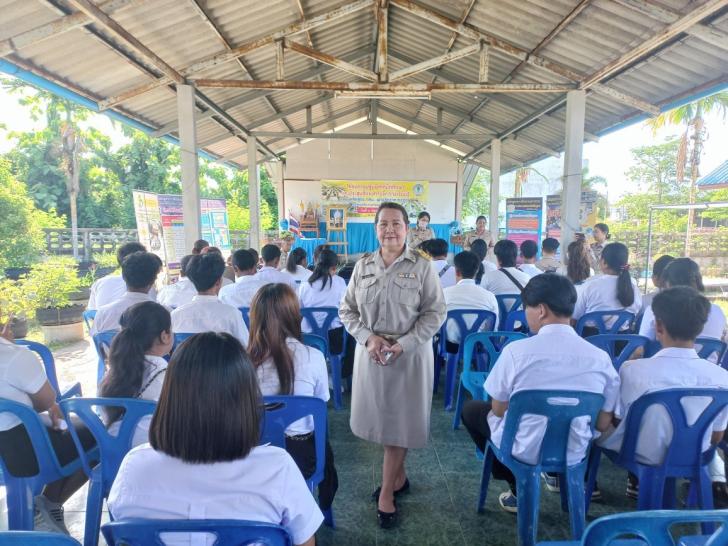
325, 205, 347, 231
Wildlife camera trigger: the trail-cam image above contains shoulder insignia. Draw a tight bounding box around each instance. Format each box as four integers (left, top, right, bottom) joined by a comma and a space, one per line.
416, 249, 431, 261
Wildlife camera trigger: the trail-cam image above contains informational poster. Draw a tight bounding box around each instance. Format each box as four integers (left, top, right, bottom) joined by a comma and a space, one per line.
545, 194, 562, 240
321, 180, 429, 219
505, 197, 543, 249
200, 198, 231, 251
157, 194, 186, 271
132, 191, 165, 262
545, 191, 601, 240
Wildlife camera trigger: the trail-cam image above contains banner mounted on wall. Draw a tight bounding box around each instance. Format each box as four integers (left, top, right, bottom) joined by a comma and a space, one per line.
321, 180, 429, 219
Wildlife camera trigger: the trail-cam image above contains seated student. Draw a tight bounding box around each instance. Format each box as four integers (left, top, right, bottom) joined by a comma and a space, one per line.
156, 254, 197, 309
284, 248, 313, 283
535, 237, 562, 273
219, 248, 267, 309
108, 332, 323, 546
248, 283, 338, 512
100, 301, 171, 447
257, 244, 297, 288
248, 247, 261, 270
560, 240, 593, 286
519, 240, 541, 278
92, 251, 163, 335
422, 238, 457, 289
572, 242, 642, 333
461, 274, 619, 511
482, 240, 531, 296
201, 246, 233, 287
640, 255, 674, 313
87, 242, 149, 310
640, 257, 726, 342
0, 322, 96, 533
599, 287, 728, 502
470, 239, 497, 284
191, 239, 209, 255
443, 251, 499, 346
171, 252, 248, 346
298, 249, 347, 346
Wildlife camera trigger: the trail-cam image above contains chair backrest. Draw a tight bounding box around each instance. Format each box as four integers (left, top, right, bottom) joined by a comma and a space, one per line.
586, 334, 650, 371
239, 307, 251, 329
618, 388, 728, 472
694, 337, 727, 362
101, 519, 292, 546
299, 306, 338, 337
460, 332, 526, 400
495, 294, 523, 329
261, 395, 327, 490
578, 509, 728, 546
92, 330, 118, 384
59, 398, 156, 495
0, 532, 82, 545
503, 310, 529, 334
442, 309, 497, 355
499, 390, 604, 469
172, 332, 195, 353
302, 333, 328, 356
13, 340, 61, 396
575, 310, 635, 336
83, 309, 96, 332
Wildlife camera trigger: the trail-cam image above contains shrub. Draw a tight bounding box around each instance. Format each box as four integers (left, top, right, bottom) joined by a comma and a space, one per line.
24, 256, 81, 309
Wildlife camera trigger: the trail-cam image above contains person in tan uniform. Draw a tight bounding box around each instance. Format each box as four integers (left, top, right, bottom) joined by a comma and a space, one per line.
406, 211, 435, 249
463, 215, 494, 255
339, 202, 446, 529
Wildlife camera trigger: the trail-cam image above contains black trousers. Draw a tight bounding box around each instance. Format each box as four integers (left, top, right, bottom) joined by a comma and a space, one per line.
285, 434, 339, 510
461, 400, 518, 494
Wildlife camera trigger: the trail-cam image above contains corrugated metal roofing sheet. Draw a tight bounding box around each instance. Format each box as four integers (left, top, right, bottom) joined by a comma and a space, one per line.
697, 159, 728, 188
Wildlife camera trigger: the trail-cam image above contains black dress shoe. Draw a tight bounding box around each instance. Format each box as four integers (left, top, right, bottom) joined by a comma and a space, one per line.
377, 500, 398, 529
371, 478, 410, 502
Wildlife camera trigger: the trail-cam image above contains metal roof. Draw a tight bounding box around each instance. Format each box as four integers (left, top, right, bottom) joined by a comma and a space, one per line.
1, 0, 727, 173
697, 159, 728, 189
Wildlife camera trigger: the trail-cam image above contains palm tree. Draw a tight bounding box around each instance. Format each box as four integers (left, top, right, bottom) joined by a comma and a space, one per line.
646, 92, 728, 255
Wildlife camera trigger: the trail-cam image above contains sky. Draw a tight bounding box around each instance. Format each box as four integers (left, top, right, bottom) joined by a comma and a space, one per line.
1, 80, 726, 202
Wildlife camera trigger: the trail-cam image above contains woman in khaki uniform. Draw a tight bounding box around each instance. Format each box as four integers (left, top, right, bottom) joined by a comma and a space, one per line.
340, 202, 446, 529
406, 211, 435, 249
463, 215, 494, 255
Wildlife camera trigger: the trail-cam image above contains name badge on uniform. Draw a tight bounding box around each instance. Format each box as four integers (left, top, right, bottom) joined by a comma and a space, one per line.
361, 273, 375, 279
397, 273, 417, 279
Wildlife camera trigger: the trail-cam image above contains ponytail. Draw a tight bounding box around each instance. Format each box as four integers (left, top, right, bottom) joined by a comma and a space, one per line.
601, 242, 634, 307
286, 248, 307, 274
308, 248, 338, 290
475, 263, 485, 285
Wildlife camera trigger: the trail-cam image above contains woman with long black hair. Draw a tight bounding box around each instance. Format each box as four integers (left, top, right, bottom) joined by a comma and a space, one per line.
284, 247, 312, 283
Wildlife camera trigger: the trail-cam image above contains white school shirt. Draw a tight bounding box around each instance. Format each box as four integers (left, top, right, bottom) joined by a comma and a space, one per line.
639, 303, 726, 342
256, 266, 297, 289
108, 444, 323, 546
88, 274, 157, 311
298, 275, 347, 331
0, 338, 48, 430
443, 280, 499, 344
283, 266, 312, 284
482, 267, 531, 296
519, 263, 542, 279
599, 348, 728, 465
640, 290, 658, 314
107, 355, 166, 448
484, 324, 619, 465
171, 295, 249, 347
219, 274, 267, 309
432, 259, 457, 289
256, 338, 329, 435
91, 292, 153, 335
572, 274, 642, 327
156, 277, 197, 309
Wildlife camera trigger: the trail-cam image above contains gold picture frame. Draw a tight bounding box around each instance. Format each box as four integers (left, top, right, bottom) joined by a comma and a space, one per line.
325, 205, 347, 231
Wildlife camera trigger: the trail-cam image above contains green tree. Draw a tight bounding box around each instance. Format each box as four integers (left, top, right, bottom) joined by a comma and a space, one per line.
463, 168, 490, 220
624, 139, 680, 202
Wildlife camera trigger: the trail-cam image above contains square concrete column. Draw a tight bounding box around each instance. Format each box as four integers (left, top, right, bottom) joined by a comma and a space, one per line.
177, 84, 201, 252
455, 162, 465, 222
248, 136, 261, 250
490, 138, 500, 240
561, 90, 586, 248
265, 160, 285, 227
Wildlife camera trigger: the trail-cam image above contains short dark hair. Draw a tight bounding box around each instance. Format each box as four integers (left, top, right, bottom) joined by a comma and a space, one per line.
192, 239, 210, 254
494, 239, 518, 267
424, 238, 448, 258
202, 246, 222, 255
520, 240, 538, 260
149, 332, 262, 463
261, 244, 281, 264
417, 211, 431, 222
185, 252, 225, 291
121, 251, 162, 290
454, 251, 480, 279
179, 254, 194, 277
652, 286, 710, 342
232, 249, 256, 271
594, 223, 610, 238
521, 273, 577, 317
470, 239, 488, 261
476, 215, 487, 224
116, 242, 146, 266
662, 257, 705, 292
652, 255, 675, 280
248, 248, 259, 264
542, 237, 560, 253
374, 202, 409, 224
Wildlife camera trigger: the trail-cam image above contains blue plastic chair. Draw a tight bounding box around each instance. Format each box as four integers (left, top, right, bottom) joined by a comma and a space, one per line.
586, 334, 650, 371
91, 331, 118, 384
14, 340, 81, 400
82, 310, 96, 333
238, 306, 251, 329
452, 331, 526, 429
575, 311, 635, 336
504, 309, 530, 334
0, 532, 82, 545
436, 310, 497, 410
172, 332, 194, 353
587, 388, 728, 512
496, 294, 523, 330
646, 338, 728, 362
300, 307, 346, 410
102, 519, 292, 545
478, 390, 605, 546
60, 398, 157, 546
536, 509, 728, 546
303, 333, 328, 357
0, 399, 96, 530
261, 395, 333, 528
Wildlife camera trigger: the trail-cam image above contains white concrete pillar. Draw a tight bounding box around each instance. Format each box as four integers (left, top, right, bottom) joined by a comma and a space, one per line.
248, 136, 261, 250
489, 138, 500, 240
265, 160, 284, 227
455, 162, 465, 222
177, 84, 201, 252
561, 90, 586, 248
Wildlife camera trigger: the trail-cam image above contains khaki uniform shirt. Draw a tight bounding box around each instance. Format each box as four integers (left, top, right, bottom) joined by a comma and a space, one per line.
463, 230, 493, 251
406, 226, 435, 250
535, 256, 563, 273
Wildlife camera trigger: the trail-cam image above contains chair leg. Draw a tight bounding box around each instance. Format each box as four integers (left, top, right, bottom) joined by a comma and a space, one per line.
662, 477, 677, 509
83, 478, 104, 546
516, 471, 541, 546
565, 467, 587, 540
433, 354, 442, 394
477, 447, 495, 513
452, 381, 466, 430
444, 354, 458, 410
6, 477, 34, 530
330, 355, 343, 410
584, 448, 601, 515
322, 507, 335, 528
558, 473, 569, 513
637, 467, 664, 510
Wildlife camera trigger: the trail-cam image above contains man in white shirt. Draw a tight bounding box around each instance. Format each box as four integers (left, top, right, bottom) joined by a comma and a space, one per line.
423, 238, 456, 289
461, 274, 619, 512
599, 286, 728, 504
219, 249, 268, 310
519, 240, 542, 278
171, 252, 249, 346
535, 238, 562, 273
443, 251, 499, 345
157, 254, 197, 309
91, 252, 162, 334
87, 242, 146, 310
256, 244, 297, 288
482, 239, 531, 296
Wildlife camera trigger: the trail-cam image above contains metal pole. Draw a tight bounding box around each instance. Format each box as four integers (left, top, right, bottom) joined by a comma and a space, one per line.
645, 207, 654, 292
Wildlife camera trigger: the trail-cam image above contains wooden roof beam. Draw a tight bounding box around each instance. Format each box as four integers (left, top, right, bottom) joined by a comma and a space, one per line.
190, 80, 576, 92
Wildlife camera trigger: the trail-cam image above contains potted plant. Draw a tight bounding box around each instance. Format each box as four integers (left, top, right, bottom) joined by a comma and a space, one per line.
90, 252, 119, 279
0, 277, 33, 338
